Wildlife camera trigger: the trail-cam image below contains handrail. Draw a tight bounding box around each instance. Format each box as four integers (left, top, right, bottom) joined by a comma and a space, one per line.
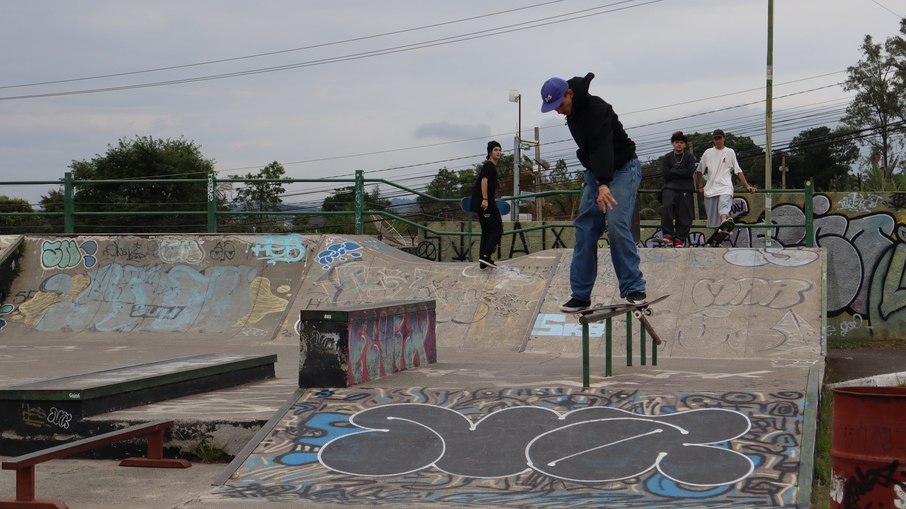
0, 420, 190, 508
0, 174, 815, 248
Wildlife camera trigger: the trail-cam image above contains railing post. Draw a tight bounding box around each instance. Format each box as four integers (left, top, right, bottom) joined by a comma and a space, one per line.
625, 311, 632, 367
605, 318, 612, 377
63, 172, 74, 234
804, 180, 814, 248
147, 428, 164, 460
15, 466, 36, 502
354, 170, 364, 235
582, 322, 590, 388
207, 173, 217, 233
640, 325, 647, 366
465, 213, 474, 262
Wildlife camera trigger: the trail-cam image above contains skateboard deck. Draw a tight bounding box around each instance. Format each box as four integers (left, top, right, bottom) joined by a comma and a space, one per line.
568, 294, 669, 316
461, 197, 511, 215
568, 295, 669, 346
652, 237, 681, 247
705, 219, 735, 247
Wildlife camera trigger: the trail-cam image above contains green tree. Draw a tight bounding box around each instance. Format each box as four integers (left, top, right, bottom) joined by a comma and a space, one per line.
38, 189, 66, 233
228, 161, 288, 232
842, 18, 906, 185
61, 135, 217, 233
544, 159, 582, 220
784, 127, 860, 191
302, 185, 391, 234
0, 196, 51, 234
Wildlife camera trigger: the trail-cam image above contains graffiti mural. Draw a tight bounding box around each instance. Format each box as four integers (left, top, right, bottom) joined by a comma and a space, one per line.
16, 263, 266, 333
217, 387, 805, 507
40, 239, 98, 269
317, 241, 363, 269
249, 234, 307, 265
346, 303, 436, 385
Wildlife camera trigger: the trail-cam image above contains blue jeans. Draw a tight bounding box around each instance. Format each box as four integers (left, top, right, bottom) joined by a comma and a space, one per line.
570, 159, 646, 300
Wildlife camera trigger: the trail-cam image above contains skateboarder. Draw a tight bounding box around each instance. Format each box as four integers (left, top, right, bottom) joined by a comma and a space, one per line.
469, 140, 503, 269
659, 131, 696, 247
695, 129, 757, 244
540, 73, 646, 312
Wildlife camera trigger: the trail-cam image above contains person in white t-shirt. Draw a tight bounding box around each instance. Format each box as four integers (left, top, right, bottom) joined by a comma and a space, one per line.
695, 129, 757, 229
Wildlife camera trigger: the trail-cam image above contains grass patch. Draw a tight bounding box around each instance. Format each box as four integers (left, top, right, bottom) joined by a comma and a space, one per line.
811, 383, 834, 509
827, 337, 906, 350
185, 439, 231, 463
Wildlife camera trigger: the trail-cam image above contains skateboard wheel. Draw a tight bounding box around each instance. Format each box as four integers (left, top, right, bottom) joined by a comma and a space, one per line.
632, 310, 642, 318
644, 308, 653, 316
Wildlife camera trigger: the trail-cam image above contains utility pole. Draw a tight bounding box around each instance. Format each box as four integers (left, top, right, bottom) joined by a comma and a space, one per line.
764, 0, 774, 246
535, 126, 543, 222
509, 90, 522, 222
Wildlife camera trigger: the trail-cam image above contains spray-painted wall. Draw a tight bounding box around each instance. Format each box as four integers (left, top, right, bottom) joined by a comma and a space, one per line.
416, 192, 906, 343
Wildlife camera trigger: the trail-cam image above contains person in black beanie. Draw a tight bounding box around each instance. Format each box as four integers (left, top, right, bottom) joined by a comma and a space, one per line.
469, 140, 503, 269
659, 131, 697, 247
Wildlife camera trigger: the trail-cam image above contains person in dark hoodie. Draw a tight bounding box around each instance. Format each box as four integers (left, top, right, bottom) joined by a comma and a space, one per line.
470, 140, 503, 269
540, 73, 646, 312
659, 131, 697, 247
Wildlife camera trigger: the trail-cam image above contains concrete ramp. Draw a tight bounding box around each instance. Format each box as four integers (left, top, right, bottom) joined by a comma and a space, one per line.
3, 235, 315, 339
286, 235, 558, 351
528, 248, 824, 361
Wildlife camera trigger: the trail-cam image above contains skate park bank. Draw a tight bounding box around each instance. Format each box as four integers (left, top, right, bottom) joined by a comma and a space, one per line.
0, 233, 825, 507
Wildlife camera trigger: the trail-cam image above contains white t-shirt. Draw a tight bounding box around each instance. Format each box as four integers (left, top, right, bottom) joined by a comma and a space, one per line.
696, 147, 741, 198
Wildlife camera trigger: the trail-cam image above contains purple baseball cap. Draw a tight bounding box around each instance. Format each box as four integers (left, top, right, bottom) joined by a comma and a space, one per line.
540, 77, 568, 113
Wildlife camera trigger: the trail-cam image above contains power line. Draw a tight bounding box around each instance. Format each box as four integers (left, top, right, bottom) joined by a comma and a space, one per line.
0, 0, 660, 101
0, 1, 567, 90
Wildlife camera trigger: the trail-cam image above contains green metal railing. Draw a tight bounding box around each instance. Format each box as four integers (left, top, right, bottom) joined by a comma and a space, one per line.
1, 171, 815, 249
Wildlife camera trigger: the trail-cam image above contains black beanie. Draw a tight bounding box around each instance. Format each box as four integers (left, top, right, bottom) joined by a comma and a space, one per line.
487, 140, 501, 158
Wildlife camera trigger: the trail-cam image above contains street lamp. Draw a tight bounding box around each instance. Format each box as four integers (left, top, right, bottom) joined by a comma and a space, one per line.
508, 90, 522, 221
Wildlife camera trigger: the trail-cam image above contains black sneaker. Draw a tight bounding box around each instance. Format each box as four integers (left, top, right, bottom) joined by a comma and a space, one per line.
626, 291, 647, 305
560, 297, 591, 312
479, 256, 497, 268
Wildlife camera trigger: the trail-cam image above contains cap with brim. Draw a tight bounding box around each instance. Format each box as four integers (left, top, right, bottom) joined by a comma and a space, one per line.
712, 129, 725, 138
540, 77, 568, 113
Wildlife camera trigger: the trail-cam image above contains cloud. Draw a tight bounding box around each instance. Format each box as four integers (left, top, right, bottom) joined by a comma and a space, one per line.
414, 121, 491, 140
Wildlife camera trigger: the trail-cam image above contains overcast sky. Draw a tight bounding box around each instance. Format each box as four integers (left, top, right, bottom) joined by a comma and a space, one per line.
2, 0, 904, 206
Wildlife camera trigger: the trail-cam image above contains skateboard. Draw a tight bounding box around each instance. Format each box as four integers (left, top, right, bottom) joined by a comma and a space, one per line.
461, 197, 511, 215
705, 219, 735, 247
568, 294, 669, 318
652, 237, 682, 247
568, 294, 669, 345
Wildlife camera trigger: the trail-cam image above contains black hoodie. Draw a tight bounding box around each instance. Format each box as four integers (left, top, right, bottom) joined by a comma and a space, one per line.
565, 73, 637, 186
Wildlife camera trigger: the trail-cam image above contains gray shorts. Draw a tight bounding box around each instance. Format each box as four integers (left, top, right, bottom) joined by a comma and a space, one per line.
704, 195, 733, 228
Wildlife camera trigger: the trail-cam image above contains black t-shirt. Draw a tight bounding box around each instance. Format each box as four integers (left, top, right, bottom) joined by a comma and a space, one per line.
470, 160, 498, 212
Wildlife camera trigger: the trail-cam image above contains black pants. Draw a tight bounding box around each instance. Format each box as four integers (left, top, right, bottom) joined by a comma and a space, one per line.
477, 209, 503, 258
660, 189, 694, 241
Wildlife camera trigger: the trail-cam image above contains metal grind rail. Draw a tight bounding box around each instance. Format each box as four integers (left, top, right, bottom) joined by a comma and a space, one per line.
577, 303, 664, 387
0, 420, 190, 509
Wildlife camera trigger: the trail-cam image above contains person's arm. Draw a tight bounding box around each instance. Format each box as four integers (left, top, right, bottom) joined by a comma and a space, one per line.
736, 172, 757, 193
695, 158, 706, 193
730, 152, 756, 193
683, 153, 698, 177
660, 154, 670, 177
480, 177, 489, 210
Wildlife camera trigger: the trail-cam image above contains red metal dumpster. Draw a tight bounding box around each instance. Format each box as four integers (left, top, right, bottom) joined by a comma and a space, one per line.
830, 386, 906, 508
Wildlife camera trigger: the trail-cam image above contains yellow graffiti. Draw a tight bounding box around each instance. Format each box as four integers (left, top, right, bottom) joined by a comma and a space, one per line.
17, 274, 91, 326
21, 403, 47, 428
237, 276, 289, 325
